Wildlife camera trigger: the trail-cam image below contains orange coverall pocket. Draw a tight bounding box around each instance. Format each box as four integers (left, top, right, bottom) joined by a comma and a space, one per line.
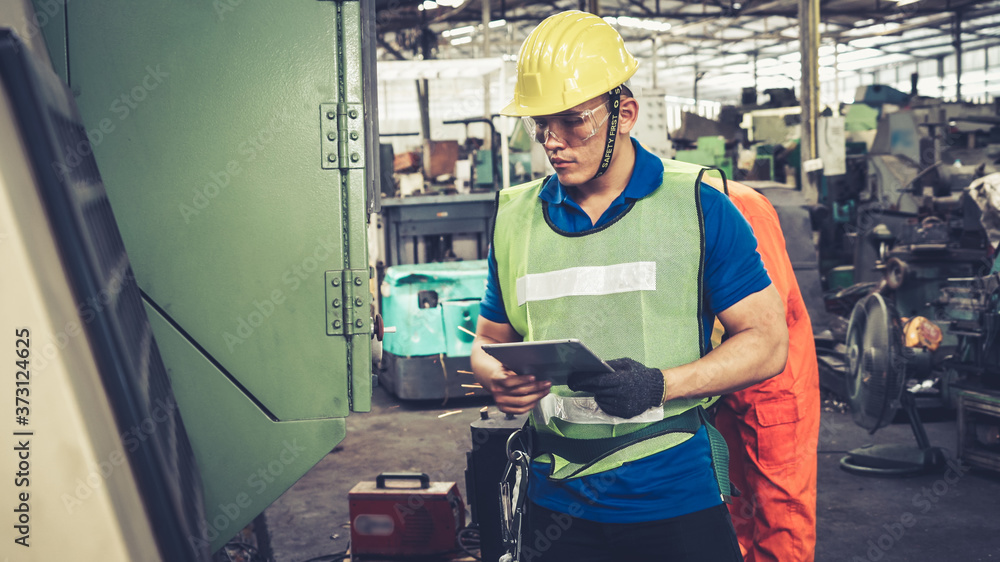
752, 397, 802, 469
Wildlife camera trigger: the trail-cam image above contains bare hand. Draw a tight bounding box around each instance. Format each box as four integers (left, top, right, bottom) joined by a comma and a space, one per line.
484, 367, 551, 415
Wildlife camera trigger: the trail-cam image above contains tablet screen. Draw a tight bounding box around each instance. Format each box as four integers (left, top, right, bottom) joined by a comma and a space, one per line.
480, 339, 612, 385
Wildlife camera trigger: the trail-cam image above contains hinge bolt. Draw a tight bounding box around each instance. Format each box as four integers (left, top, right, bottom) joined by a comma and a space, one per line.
350, 131, 359, 140
355, 319, 364, 328
328, 132, 337, 141
326, 110, 336, 120
332, 278, 340, 287
354, 277, 363, 286
348, 108, 358, 119
333, 320, 342, 329
354, 297, 364, 307
327, 153, 337, 162
333, 298, 341, 308
350, 153, 360, 163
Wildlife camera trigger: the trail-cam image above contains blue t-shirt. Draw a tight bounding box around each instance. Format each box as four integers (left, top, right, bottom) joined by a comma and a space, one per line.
481, 139, 771, 522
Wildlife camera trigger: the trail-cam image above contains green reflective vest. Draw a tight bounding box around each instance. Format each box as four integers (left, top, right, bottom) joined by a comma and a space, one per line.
493, 159, 724, 481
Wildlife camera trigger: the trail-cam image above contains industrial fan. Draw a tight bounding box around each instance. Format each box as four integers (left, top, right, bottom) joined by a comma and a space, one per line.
841, 292, 946, 475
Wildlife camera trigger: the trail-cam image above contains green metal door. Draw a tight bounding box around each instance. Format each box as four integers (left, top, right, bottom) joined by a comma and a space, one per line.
35, 0, 377, 550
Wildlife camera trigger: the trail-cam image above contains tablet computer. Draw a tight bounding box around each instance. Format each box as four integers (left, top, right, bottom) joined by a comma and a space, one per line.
480, 339, 613, 386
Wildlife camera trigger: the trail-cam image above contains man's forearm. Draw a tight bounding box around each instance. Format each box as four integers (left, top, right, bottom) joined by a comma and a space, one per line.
662, 283, 789, 403
471, 318, 549, 414
470, 337, 503, 389
661, 326, 787, 402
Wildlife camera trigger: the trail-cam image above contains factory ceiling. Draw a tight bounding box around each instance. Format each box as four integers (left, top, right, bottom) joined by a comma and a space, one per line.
374, 0, 1000, 102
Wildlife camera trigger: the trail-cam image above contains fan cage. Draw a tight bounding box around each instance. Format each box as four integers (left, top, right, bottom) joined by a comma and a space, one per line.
846, 293, 909, 433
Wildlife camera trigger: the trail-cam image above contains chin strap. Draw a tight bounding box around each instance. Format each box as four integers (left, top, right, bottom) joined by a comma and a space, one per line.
592, 84, 622, 180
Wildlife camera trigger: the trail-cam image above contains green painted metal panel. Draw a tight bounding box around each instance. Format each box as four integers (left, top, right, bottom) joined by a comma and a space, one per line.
146, 304, 346, 552
62, 0, 373, 421
41, 1, 378, 548
28, 0, 67, 85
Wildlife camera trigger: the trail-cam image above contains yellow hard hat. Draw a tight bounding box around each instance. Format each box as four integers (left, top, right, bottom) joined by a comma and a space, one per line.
501, 11, 639, 117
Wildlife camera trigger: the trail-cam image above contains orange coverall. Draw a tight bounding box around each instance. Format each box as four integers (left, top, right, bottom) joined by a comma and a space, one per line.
713, 181, 821, 562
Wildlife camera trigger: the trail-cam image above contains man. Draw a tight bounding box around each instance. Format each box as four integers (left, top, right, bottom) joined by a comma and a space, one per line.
471, 11, 788, 561
712, 180, 821, 562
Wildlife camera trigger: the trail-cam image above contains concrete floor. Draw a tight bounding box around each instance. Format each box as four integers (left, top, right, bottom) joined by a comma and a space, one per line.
265, 386, 1000, 562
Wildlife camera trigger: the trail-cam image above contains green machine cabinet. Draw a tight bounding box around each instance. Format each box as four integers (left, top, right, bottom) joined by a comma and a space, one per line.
34, 0, 379, 550
674, 135, 734, 180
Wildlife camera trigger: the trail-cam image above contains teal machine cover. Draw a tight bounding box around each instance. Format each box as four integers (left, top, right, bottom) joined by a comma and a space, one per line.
380, 260, 489, 399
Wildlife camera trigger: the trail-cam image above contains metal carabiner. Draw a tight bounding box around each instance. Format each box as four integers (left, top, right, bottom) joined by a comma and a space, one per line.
506, 427, 528, 464
499, 427, 532, 562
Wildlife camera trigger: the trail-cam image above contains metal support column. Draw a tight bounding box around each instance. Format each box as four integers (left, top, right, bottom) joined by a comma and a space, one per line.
500, 61, 510, 189
799, 0, 820, 203
938, 56, 946, 98
416, 79, 430, 142
652, 37, 660, 90
833, 41, 840, 106
693, 61, 700, 106
953, 11, 963, 101
482, 0, 492, 151
417, 18, 433, 144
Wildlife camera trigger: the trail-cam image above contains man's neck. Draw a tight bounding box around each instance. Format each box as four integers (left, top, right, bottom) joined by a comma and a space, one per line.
565, 137, 637, 221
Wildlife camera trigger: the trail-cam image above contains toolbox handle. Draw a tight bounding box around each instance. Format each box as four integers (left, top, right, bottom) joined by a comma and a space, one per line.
376, 472, 430, 489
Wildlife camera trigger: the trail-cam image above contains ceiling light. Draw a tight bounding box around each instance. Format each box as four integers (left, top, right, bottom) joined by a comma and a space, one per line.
828, 52, 910, 72
604, 16, 672, 33
450, 36, 473, 45
442, 25, 475, 37
417, 0, 437, 10
843, 21, 902, 37
489, 19, 507, 28
833, 47, 883, 63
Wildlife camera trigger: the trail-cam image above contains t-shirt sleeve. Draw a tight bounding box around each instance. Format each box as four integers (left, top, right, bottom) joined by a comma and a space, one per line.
479, 245, 511, 324
701, 184, 772, 314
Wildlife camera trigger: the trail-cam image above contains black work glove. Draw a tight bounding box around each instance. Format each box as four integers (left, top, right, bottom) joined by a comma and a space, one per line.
567, 358, 664, 419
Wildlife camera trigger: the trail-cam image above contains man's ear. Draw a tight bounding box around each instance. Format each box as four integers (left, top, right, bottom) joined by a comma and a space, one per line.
617, 96, 639, 136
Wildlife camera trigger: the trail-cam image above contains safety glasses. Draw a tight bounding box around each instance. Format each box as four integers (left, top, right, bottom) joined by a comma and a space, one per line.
521, 101, 612, 147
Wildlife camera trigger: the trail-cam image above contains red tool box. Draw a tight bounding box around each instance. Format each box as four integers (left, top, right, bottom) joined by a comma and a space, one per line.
349, 472, 465, 558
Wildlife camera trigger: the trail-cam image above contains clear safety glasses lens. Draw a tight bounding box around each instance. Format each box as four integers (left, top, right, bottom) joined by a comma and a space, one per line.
522, 102, 611, 147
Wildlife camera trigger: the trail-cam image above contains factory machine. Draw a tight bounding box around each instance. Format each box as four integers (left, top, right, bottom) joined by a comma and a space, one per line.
1, 0, 381, 558
716, 83, 1000, 474
375, 114, 523, 401
816, 88, 1000, 474
376, 156, 498, 401
379, 257, 492, 400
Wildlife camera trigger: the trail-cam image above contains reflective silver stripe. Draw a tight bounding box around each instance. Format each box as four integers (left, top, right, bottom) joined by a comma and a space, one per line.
515, 262, 656, 306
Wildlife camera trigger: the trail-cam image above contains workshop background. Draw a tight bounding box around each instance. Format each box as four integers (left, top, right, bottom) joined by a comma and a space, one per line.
1, 0, 1000, 560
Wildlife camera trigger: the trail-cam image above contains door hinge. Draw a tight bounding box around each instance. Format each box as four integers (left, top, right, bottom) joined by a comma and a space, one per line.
326, 269, 370, 336
321, 102, 365, 170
